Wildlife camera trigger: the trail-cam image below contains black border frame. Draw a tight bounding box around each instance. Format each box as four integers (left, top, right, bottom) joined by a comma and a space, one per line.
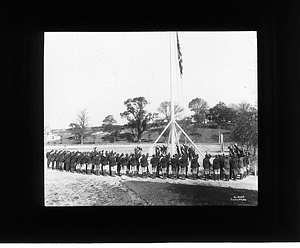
2, 1, 300, 242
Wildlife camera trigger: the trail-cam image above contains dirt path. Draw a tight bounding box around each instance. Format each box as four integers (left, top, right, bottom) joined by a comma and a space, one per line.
45, 169, 257, 206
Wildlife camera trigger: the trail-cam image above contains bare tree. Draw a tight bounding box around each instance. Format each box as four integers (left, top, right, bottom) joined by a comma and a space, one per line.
76, 109, 89, 144
157, 101, 184, 121
239, 100, 251, 112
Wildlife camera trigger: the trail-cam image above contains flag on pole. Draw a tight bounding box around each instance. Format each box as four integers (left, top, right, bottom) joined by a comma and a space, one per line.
176, 32, 183, 77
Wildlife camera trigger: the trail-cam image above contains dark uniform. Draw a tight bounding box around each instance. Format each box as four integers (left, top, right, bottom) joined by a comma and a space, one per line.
212, 155, 220, 180
231, 155, 238, 180
171, 155, 179, 179
129, 154, 138, 177
140, 154, 148, 178
190, 155, 199, 180
179, 155, 188, 180
160, 155, 169, 179
64, 152, 71, 172
109, 153, 117, 176
93, 153, 101, 175
86, 152, 93, 175
223, 156, 230, 181
50, 151, 56, 170
58, 151, 65, 171
150, 155, 159, 179
219, 154, 225, 180
46, 150, 54, 168
70, 152, 77, 172
55, 151, 61, 170
116, 153, 121, 176
203, 154, 211, 180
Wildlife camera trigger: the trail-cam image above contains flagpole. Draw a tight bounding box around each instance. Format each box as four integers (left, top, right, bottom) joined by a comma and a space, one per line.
148, 31, 205, 159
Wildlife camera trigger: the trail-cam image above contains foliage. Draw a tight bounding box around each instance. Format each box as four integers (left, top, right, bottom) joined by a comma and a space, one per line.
68, 123, 81, 142
188, 97, 209, 124
230, 103, 258, 154
118, 131, 135, 142
177, 116, 193, 132
207, 101, 237, 125
120, 97, 156, 142
101, 115, 120, 143
102, 115, 117, 126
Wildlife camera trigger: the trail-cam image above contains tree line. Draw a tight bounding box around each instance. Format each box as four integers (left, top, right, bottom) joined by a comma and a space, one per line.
68, 97, 257, 154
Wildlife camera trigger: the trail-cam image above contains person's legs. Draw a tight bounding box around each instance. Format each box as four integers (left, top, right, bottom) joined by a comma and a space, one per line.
110, 166, 114, 176
192, 168, 197, 179
161, 167, 166, 179
103, 165, 109, 176
152, 167, 156, 178
121, 165, 125, 175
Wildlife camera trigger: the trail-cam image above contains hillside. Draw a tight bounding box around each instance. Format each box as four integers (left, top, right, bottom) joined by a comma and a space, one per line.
46, 125, 233, 145
142, 126, 231, 144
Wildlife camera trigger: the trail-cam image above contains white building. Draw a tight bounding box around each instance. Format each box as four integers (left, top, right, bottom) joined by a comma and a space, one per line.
44, 126, 61, 143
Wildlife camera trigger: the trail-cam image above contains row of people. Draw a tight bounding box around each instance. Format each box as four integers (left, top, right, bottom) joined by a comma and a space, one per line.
203, 153, 251, 181
46, 145, 251, 181
46, 148, 200, 180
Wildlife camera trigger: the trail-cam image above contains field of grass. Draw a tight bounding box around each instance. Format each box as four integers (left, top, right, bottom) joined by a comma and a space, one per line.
45, 169, 258, 206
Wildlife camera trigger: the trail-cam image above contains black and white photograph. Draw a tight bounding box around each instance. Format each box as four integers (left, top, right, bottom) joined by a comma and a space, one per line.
44, 31, 258, 207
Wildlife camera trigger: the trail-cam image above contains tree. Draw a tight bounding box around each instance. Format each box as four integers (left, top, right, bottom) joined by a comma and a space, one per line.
188, 98, 209, 124
157, 101, 184, 121
102, 115, 117, 126
120, 97, 155, 142
76, 109, 89, 144
102, 115, 120, 143
238, 100, 251, 113
207, 101, 236, 126
230, 104, 258, 155
69, 122, 81, 142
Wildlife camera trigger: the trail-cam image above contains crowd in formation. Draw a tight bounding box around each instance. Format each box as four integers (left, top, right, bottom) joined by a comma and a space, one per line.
46, 143, 252, 181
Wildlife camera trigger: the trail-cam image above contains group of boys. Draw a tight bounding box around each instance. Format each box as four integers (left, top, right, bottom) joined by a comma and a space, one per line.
46, 143, 251, 181
202, 152, 251, 181
46, 145, 200, 180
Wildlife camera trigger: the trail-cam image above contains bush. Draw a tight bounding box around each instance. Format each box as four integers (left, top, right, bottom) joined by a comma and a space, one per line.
118, 132, 135, 142
210, 134, 219, 142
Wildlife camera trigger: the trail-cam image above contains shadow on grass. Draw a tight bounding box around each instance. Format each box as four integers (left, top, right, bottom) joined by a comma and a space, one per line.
122, 181, 258, 206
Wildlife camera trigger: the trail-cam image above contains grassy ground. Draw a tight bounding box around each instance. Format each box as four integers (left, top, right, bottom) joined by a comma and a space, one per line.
45, 169, 258, 206
123, 181, 257, 206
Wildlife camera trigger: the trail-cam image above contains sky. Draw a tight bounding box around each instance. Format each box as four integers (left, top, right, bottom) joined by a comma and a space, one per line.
44, 31, 257, 130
